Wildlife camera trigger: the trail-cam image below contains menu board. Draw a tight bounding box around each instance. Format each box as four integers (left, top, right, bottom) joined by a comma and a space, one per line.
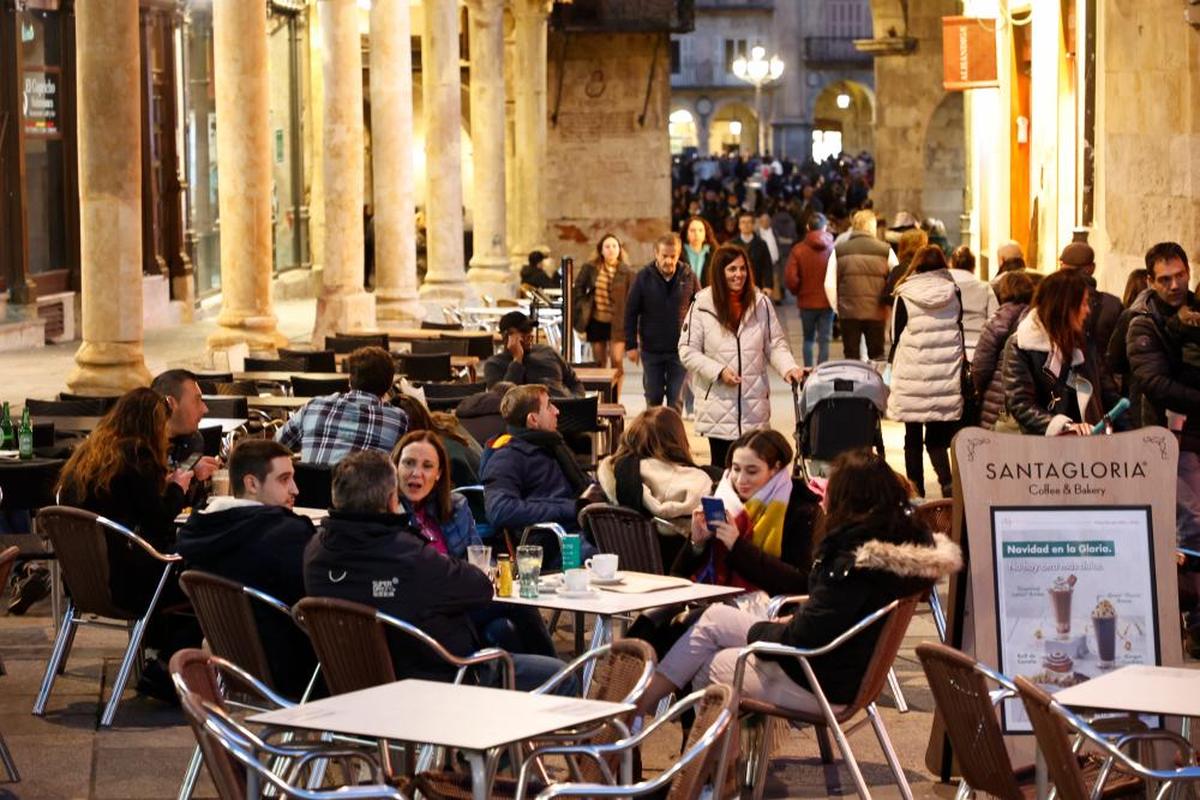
991, 505, 1159, 732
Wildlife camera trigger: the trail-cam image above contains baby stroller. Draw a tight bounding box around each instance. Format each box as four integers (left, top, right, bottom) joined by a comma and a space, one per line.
793, 360, 888, 479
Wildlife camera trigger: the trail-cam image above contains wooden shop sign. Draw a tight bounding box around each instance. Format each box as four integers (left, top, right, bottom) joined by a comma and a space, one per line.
942, 16, 999, 91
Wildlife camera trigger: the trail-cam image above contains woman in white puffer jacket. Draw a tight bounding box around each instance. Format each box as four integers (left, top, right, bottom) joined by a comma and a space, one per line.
679, 242, 803, 467
887, 245, 964, 499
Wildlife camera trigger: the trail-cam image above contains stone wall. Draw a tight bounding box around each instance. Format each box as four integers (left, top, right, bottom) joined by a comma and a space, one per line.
544, 31, 671, 267
1092, 0, 1200, 294
869, 0, 963, 231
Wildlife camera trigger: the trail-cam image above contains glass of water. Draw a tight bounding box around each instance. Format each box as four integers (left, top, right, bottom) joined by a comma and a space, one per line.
466, 545, 492, 578
516, 545, 543, 599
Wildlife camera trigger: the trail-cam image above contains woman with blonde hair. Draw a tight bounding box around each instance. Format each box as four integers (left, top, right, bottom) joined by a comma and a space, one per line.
598, 406, 713, 566
573, 232, 637, 394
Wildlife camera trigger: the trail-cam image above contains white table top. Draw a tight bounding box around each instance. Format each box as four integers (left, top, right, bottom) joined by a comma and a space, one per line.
1054, 665, 1200, 718
176, 505, 327, 525
249, 679, 632, 752
495, 579, 744, 615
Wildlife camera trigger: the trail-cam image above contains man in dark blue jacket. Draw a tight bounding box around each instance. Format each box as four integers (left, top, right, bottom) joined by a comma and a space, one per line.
624, 234, 700, 410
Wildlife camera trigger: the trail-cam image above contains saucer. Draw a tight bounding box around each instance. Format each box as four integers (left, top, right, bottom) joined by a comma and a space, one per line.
589, 573, 624, 586
557, 589, 600, 599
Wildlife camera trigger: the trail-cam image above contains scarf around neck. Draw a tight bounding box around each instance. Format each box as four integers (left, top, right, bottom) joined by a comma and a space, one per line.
511, 426, 592, 494
694, 466, 792, 590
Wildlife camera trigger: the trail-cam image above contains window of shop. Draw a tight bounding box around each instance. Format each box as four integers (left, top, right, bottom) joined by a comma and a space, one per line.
182, 5, 220, 296
268, 7, 309, 275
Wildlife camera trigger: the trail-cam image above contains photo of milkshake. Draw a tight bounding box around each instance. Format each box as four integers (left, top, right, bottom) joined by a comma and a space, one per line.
1092, 598, 1118, 669
1048, 574, 1076, 639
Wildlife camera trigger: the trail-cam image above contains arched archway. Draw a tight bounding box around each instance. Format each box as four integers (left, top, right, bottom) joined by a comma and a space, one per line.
709, 100, 757, 155
669, 108, 699, 154
810, 80, 875, 161
922, 92, 965, 245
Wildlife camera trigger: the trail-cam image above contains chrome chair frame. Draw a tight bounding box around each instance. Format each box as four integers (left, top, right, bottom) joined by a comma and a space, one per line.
512, 687, 734, 800
725, 599, 911, 800
32, 511, 181, 727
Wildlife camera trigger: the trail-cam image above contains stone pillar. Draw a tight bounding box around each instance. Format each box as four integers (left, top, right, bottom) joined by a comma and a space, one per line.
311, 0, 375, 346
207, 0, 287, 354
509, 0, 552, 272
67, 0, 152, 394
419, 0, 466, 298
465, 0, 513, 291
369, 0, 423, 321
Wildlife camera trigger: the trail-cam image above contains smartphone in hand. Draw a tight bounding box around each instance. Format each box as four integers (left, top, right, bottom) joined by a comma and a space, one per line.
701, 496, 726, 532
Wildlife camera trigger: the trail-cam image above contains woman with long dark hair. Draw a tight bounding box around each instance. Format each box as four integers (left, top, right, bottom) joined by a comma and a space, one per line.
887, 245, 964, 498
633, 447, 960, 716
1003, 269, 1124, 435
679, 242, 802, 467
573, 232, 637, 395
681, 215, 719, 287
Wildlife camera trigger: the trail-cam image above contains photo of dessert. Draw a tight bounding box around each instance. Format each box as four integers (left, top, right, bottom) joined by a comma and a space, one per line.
1042, 649, 1073, 673
1092, 598, 1118, 669
1048, 574, 1077, 639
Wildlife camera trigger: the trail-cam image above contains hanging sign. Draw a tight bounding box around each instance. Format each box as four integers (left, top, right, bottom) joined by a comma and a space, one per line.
22, 71, 59, 136
942, 16, 999, 90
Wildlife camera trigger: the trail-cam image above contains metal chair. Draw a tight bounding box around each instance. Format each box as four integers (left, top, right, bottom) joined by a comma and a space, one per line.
202, 396, 249, 419
459, 334, 496, 360
196, 373, 235, 394
1015, 675, 1200, 800
396, 352, 452, 383
917, 642, 1143, 800
57, 392, 119, 413
177, 685, 404, 799
32, 506, 181, 727
729, 595, 922, 800
290, 375, 350, 397
329, 333, 389, 354
23, 397, 110, 417
410, 338, 469, 356
176, 572, 320, 800
578, 503, 663, 574
511, 685, 734, 800
293, 462, 334, 509
551, 395, 602, 467
912, 500, 952, 641
280, 348, 337, 373
0, 546, 19, 782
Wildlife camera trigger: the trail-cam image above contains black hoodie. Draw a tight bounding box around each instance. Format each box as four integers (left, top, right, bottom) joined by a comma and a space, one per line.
176, 500, 317, 698
303, 509, 493, 682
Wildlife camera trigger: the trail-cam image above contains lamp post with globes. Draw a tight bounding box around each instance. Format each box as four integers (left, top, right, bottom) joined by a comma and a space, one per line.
731, 45, 784, 155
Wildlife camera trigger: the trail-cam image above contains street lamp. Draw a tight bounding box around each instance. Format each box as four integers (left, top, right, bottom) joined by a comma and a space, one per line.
731, 45, 784, 155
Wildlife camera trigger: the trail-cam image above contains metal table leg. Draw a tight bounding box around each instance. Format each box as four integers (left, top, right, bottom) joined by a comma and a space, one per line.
580, 616, 611, 695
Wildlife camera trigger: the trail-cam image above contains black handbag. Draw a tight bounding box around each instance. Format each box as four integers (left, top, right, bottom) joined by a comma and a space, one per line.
953, 286, 983, 426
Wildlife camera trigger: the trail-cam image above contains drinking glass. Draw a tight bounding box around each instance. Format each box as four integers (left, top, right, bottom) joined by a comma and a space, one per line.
516, 545, 543, 599
467, 545, 492, 578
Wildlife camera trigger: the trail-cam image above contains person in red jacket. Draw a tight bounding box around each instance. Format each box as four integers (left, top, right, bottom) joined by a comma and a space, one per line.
784, 213, 835, 366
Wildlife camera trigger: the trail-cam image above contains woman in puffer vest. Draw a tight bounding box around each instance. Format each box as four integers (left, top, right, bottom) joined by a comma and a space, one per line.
887, 245, 964, 498
679, 242, 803, 467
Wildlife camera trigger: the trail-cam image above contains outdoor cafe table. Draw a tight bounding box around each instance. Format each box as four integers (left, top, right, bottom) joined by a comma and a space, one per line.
496, 574, 744, 688
33, 415, 246, 434
1036, 665, 1200, 799
249, 679, 633, 800
574, 367, 619, 402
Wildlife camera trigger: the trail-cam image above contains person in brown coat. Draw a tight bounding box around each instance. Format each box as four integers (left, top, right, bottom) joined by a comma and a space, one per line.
833, 210, 894, 362
785, 213, 835, 366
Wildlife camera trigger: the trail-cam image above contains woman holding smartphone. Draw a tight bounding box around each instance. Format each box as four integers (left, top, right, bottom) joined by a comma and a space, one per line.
671, 428, 820, 595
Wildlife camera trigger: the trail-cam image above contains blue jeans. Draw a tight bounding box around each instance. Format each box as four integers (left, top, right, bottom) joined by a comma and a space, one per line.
483, 654, 579, 695
642, 350, 687, 410
1179, 451, 1200, 551
799, 308, 834, 367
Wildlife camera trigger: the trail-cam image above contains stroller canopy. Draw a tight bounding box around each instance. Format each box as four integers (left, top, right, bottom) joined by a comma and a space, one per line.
796, 360, 889, 422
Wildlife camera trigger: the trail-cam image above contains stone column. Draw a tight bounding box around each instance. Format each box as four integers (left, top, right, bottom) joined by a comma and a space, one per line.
419, 0, 466, 298
207, 0, 286, 354
509, 0, 552, 272
465, 0, 512, 290
67, 0, 152, 394
369, 0, 423, 321
311, 0, 375, 346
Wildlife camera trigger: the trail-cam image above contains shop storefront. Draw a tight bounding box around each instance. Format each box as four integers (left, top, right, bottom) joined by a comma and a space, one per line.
0, 0, 78, 304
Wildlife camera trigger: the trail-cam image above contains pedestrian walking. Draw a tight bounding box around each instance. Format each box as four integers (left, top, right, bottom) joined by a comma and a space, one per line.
573, 233, 636, 396
830, 210, 895, 363
679, 242, 802, 467
784, 213, 835, 366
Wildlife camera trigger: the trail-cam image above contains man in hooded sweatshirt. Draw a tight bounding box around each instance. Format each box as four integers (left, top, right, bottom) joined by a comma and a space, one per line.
784, 213, 835, 366
175, 438, 317, 699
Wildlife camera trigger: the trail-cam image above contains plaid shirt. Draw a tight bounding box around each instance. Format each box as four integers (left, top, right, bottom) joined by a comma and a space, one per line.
276, 390, 408, 465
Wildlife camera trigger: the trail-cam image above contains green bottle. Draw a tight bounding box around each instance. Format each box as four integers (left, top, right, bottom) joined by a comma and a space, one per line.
18, 406, 33, 460
0, 402, 12, 449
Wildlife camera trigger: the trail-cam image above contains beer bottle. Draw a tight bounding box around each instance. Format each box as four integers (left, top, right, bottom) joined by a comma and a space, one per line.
495, 554, 514, 598
18, 406, 33, 460
0, 402, 12, 449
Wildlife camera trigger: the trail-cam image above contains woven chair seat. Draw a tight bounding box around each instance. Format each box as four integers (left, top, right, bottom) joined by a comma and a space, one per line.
1005, 757, 1144, 799
409, 771, 546, 800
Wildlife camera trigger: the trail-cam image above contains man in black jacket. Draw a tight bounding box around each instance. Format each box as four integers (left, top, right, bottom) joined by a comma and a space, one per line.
1125, 242, 1200, 652
624, 234, 700, 410
176, 439, 317, 699
733, 211, 774, 292
483, 311, 582, 398
304, 450, 574, 691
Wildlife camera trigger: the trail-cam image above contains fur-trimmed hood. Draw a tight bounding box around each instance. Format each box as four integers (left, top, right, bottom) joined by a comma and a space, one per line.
853, 532, 962, 580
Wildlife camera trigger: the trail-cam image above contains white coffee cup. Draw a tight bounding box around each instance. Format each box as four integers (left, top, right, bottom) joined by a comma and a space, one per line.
586, 553, 619, 580
563, 568, 589, 592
